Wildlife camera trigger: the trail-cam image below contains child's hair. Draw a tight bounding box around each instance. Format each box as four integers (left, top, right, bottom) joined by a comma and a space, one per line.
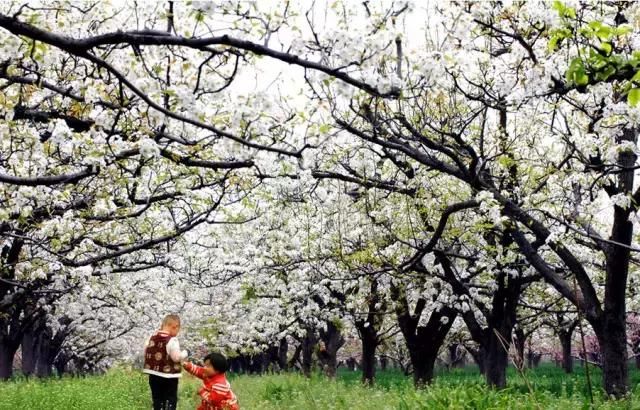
161, 314, 181, 327
204, 352, 230, 373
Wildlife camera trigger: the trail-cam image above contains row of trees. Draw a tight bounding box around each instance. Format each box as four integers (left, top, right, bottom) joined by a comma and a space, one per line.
1, 0, 640, 399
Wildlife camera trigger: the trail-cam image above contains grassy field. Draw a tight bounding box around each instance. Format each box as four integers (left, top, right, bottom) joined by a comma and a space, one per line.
1, 364, 640, 409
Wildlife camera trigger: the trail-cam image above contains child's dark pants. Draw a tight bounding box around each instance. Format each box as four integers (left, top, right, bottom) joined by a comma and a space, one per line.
148, 375, 178, 410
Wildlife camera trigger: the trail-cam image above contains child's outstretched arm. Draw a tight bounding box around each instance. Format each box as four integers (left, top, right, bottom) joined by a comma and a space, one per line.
166, 338, 188, 363
182, 362, 214, 380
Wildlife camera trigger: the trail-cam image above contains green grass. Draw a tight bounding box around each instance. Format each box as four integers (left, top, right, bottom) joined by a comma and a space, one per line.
1, 364, 640, 409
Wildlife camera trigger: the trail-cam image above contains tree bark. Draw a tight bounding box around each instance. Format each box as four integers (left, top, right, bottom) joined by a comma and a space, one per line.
597, 318, 628, 397
526, 349, 538, 369
360, 330, 377, 385
558, 330, 574, 373
380, 355, 388, 371
467, 345, 486, 373
300, 328, 317, 378
0, 340, 19, 379
513, 327, 526, 369
411, 349, 437, 387
437, 252, 522, 388
318, 321, 344, 379
346, 357, 357, 371
390, 279, 457, 387
594, 221, 631, 396
21, 330, 37, 376
482, 270, 521, 388
287, 343, 301, 371
596, 128, 635, 396
414, 355, 435, 384
354, 276, 384, 386
277, 337, 288, 372
483, 327, 510, 388
35, 325, 54, 378
53, 351, 69, 376
21, 311, 49, 377
0, 238, 25, 380
448, 343, 464, 368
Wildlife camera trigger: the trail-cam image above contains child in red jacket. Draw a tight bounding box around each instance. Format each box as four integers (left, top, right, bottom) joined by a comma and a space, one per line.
183, 352, 239, 410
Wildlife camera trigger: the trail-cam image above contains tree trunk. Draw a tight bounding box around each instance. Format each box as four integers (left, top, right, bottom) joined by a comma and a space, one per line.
35, 327, 54, 378
595, 234, 630, 396
483, 327, 510, 388
390, 281, 457, 388
21, 330, 37, 376
380, 355, 388, 371
448, 343, 464, 368
409, 312, 456, 387
595, 125, 635, 397
277, 338, 288, 372
319, 347, 338, 378
360, 331, 377, 385
318, 321, 345, 379
482, 290, 520, 387
467, 346, 486, 374
597, 319, 628, 398
356, 277, 383, 386
288, 343, 302, 371
411, 349, 436, 387
265, 346, 279, 373
437, 253, 521, 388
558, 330, 573, 373
252, 353, 268, 374
54, 351, 68, 376
513, 328, 526, 369
0, 341, 19, 379
630, 335, 640, 370
0, 238, 26, 380
35, 352, 53, 378
300, 328, 317, 378
346, 357, 357, 371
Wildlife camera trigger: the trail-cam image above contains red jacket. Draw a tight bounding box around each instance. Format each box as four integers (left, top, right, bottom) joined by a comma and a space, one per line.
183, 362, 239, 410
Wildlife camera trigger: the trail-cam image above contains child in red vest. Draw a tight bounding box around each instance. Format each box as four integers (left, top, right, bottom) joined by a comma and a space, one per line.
183, 352, 239, 410
143, 314, 188, 410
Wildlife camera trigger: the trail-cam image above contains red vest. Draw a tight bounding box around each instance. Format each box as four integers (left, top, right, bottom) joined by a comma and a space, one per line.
143, 332, 181, 375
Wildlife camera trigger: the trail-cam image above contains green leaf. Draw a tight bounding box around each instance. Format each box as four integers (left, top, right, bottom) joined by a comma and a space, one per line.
319, 124, 331, 134
595, 65, 616, 81
600, 42, 612, 56
575, 72, 589, 85
628, 88, 640, 107
566, 58, 589, 86
596, 25, 613, 41
615, 24, 633, 36
552, 1, 576, 18
497, 155, 515, 168
548, 35, 560, 52
587, 21, 603, 31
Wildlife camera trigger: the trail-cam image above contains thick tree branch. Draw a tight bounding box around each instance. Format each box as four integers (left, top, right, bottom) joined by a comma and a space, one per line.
0, 167, 97, 186
0, 14, 399, 98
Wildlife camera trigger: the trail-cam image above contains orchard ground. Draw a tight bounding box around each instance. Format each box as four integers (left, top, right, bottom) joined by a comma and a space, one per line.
2, 364, 640, 409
